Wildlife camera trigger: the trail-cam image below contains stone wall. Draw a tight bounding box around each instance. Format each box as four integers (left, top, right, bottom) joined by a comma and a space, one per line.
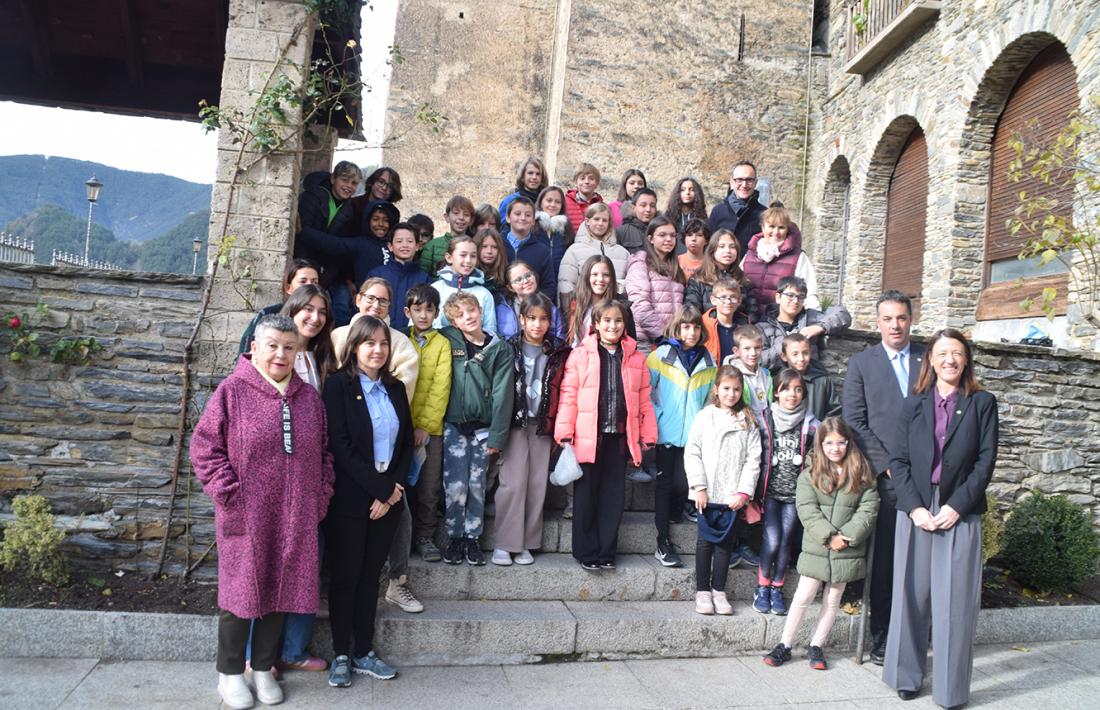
821, 332, 1100, 528
384, 1, 817, 229
807, 0, 1100, 346
0, 264, 206, 572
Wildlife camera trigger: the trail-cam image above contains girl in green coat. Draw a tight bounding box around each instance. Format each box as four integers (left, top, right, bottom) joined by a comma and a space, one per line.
764, 417, 879, 671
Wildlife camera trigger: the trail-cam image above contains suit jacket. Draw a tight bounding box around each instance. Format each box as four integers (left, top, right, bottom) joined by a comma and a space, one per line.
888, 389, 999, 517
322, 371, 415, 519
842, 341, 925, 476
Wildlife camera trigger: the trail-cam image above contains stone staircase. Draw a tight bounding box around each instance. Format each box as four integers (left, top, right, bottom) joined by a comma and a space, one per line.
309, 481, 865, 666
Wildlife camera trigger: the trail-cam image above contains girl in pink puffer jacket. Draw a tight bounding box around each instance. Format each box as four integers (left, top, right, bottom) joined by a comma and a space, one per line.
624, 215, 685, 347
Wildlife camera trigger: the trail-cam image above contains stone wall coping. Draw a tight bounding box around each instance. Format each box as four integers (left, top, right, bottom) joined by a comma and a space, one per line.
835, 328, 1100, 364
0, 262, 203, 287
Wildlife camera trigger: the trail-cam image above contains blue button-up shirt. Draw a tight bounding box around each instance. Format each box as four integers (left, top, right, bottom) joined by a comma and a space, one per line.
358, 373, 399, 469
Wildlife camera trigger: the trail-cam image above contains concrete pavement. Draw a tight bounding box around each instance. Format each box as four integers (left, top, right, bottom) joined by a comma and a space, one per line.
2, 639, 1097, 709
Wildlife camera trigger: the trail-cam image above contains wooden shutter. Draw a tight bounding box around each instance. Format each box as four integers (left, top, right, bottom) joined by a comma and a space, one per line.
882, 126, 928, 316
986, 43, 1078, 263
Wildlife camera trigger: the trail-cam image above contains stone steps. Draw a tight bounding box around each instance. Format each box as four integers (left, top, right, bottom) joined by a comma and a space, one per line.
406, 552, 795, 602
474, 510, 699, 555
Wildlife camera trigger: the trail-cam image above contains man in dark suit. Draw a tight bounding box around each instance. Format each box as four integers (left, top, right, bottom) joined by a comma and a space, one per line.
842, 290, 924, 665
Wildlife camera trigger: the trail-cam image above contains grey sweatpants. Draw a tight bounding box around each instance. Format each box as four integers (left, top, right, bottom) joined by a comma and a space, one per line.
882, 488, 982, 708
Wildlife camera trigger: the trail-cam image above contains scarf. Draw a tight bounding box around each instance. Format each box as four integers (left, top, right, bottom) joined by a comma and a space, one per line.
770, 398, 807, 433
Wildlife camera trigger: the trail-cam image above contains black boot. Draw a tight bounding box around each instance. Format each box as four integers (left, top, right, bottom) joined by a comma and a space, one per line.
870, 631, 887, 665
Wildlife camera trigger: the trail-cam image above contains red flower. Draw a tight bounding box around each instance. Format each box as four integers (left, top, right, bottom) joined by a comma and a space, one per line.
8, 316, 20, 330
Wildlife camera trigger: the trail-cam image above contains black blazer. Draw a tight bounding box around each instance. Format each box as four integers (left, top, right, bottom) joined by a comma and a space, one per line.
842, 342, 925, 475
888, 389, 999, 518
322, 371, 415, 519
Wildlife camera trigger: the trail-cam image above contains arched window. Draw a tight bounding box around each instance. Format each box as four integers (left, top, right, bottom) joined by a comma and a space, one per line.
979, 42, 1077, 319
883, 126, 928, 318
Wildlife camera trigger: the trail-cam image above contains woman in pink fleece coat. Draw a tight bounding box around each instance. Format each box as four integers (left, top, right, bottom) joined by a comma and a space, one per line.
191, 314, 334, 708
624, 215, 685, 346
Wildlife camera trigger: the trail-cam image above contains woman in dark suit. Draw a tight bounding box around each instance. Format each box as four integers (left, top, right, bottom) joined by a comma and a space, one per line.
322, 315, 415, 689
883, 328, 998, 708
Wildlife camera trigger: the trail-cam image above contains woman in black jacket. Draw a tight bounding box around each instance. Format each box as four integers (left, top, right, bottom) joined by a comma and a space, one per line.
883, 328, 998, 708
322, 315, 414, 689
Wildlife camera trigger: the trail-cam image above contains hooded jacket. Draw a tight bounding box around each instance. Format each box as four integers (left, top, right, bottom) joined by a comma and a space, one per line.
533, 211, 573, 287
409, 327, 452, 437
431, 266, 498, 334
646, 340, 718, 447
624, 251, 685, 343
508, 332, 571, 435
795, 464, 880, 583
556, 224, 631, 297
685, 405, 762, 505
757, 302, 852, 370
439, 326, 514, 450
554, 333, 657, 467
367, 258, 428, 330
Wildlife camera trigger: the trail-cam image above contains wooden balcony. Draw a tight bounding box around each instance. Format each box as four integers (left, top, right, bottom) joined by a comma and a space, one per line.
844, 0, 943, 75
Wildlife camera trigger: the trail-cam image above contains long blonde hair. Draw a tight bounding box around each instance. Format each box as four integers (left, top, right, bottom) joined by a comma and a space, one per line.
808, 417, 875, 495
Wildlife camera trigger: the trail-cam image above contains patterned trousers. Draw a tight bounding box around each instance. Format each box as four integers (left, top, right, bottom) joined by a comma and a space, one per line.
443, 424, 488, 539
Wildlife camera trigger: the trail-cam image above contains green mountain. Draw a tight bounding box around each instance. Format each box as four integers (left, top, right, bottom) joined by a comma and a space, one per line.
136, 210, 210, 273
0, 154, 210, 243
3, 204, 138, 268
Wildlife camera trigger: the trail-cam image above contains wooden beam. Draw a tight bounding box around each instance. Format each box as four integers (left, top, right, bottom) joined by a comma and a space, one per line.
17, 0, 52, 79
121, 0, 144, 88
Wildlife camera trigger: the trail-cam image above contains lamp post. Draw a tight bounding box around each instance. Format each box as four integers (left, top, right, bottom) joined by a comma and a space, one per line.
83, 177, 103, 263
192, 237, 203, 275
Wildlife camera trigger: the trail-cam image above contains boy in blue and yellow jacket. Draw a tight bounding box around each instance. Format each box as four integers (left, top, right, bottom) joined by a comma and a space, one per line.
646, 305, 718, 569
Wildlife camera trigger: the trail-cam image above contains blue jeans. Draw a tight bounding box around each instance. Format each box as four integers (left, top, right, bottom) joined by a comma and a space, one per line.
245, 613, 314, 663
443, 424, 488, 539
759, 498, 798, 586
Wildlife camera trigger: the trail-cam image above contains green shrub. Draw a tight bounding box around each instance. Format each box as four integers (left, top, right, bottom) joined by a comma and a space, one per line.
1002, 492, 1100, 593
981, 494, 1005, 564
0, 495, 70, 586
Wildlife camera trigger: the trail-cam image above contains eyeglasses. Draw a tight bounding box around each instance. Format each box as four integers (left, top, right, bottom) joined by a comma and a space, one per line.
510, 272, 536, 286
780, 291, 806, 301
731, 177, 757, 185
822, 440, 849, 449
375, 179, 394, 189
713, 294, 740, 303
361, 294, 391, 308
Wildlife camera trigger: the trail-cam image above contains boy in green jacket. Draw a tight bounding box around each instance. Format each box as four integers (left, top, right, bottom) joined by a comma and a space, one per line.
419, 195, 475, 279
438, 291, 514, 566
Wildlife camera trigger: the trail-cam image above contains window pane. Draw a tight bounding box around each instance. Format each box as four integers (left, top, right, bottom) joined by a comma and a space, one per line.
989, 254, 1068, 283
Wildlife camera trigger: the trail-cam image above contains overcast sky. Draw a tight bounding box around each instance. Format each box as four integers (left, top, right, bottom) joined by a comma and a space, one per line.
0, 2, 396, 186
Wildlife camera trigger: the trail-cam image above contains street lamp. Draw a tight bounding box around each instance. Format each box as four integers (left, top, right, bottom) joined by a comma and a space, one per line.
192, 237, 203, 275
83, 176, 103, 263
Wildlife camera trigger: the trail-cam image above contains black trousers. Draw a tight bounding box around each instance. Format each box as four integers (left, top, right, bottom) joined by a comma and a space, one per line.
217, 609, 284, 674
572, 434, 627, 564
655, 445, 689, 539
325, 507, 401, 658
870, 474, 898, 640
695, 533, 736, 592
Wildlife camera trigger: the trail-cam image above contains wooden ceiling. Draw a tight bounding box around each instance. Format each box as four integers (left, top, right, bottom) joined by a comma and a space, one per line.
0, 0, 361, 133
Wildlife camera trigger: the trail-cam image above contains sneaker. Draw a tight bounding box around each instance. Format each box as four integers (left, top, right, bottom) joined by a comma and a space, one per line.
682, 504, 698, 522
808, 645, 828, 670
386, 577, 425, 613
738, 544, 760, 567
695, 591, 715, 615
491, 548, 513, 566
218, 673, 254, 708
752, 585, 771, 614
728, 548, 743, 569
600, 560, 616, 569
626, 467, 655, 483
252, 669, 283, 705
655, 537, 683, 568
464, 538, 486, 566
514, 550, 535, 565
276, 656, 327, 672
763, 643, 792, 667
351, 651, 397, 680
712, 590, 734, 616
580, 560, 601, 570
769, 586, 787, 616
417, 536, 442, 563
442, 537, 464, 565
327, 655, 351, 688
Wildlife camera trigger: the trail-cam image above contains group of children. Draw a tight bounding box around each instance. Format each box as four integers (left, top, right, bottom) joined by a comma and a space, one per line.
248, 155, 875, 685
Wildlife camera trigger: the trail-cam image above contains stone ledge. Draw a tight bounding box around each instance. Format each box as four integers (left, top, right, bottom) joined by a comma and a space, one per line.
0, 263, 203, 287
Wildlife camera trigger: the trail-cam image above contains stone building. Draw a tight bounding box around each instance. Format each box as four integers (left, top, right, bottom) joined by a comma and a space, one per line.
806, 0, 1100, 348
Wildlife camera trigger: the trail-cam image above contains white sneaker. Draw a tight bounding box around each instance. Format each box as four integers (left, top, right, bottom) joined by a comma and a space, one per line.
711, 590, 734, 616
491, 548, 513, 566
252, 669, 283, 705
514, 550, 535, 565
218, 673, 254, 709
385, 577, 425, 613
695, 591, 715, 615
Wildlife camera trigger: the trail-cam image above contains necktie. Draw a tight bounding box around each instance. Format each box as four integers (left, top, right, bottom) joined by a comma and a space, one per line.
896, 352, 909, 397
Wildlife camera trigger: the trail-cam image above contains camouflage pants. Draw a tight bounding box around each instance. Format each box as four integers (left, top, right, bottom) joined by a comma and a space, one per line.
443, 424, 488, 539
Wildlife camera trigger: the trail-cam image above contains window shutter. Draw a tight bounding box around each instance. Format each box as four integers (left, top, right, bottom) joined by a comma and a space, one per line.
985, 43, 1078, 263
883, 126, 928, 316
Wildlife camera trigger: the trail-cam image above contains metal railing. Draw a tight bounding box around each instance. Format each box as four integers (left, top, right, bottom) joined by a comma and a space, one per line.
51, 250, 123, 271
0, 232, 35, 264
846, 0, 913, 60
